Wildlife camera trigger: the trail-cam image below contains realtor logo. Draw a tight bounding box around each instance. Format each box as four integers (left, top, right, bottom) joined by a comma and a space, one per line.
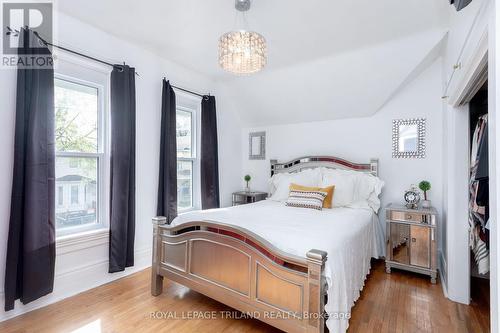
2, 1, 53, 68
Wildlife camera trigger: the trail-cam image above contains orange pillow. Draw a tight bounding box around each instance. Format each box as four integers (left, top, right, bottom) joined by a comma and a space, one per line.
289, 183, 335, 209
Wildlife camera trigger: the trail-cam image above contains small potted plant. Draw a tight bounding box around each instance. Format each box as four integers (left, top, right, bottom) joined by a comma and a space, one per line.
419, 180, 431, 208
244, 175, 251, 192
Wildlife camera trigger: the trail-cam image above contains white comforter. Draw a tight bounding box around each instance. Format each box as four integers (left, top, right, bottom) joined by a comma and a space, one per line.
171, 200, 383, 333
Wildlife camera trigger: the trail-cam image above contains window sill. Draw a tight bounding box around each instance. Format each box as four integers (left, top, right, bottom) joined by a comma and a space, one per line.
178, 207, 201, 214
56, 228, 109, 255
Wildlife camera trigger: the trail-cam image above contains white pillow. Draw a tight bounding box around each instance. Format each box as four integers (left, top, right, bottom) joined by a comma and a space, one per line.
321, 168, 384, 212
350, 172, 384, 212
320, 168, 356, 207
268, 168, 322, 202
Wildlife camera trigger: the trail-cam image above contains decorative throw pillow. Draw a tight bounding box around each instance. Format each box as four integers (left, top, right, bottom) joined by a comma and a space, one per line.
289, 183, 335, 208
285, 190, 328, 211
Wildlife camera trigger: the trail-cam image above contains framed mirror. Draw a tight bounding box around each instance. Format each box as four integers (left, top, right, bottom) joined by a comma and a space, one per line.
249, 131, 266, 160
392, 118, 426, 158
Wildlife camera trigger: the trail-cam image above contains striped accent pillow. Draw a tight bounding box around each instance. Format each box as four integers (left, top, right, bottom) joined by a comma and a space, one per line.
285, 190, 328, 210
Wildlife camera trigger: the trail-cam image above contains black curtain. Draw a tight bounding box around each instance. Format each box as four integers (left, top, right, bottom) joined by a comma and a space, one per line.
109, 65, 136, 273
157, 80, 177, 223
200, 96, 220, 209
450, 0, 472, 11
4, 28, 55, 311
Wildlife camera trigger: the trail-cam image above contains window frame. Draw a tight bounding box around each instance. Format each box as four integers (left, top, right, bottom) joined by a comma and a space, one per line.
176, 97, 201, 213
54, 72, 109, 238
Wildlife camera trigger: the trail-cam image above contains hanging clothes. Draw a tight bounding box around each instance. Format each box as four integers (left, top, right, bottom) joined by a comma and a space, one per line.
469, 114, 489, 274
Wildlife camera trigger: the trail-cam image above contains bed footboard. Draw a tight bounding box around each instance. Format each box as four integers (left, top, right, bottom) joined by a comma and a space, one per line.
151, 217, 327, 333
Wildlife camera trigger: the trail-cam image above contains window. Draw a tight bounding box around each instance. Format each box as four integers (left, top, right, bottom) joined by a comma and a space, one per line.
54, 76, 106, 236
71, 185, 79, 204
57, 186, 63, 206
176, 105, 198, 211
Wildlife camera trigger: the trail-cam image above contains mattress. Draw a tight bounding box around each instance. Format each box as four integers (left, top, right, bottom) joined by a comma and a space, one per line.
171, 200, 383, 333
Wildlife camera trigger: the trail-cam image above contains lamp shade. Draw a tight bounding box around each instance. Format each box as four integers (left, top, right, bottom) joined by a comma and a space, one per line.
218, 30, 267, 75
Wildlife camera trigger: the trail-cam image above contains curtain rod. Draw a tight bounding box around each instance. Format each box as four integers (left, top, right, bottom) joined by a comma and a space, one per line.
30, 30, 140, 76
163, 77, 208, 99
171, 84, 208, 99
27, 29, 210, 98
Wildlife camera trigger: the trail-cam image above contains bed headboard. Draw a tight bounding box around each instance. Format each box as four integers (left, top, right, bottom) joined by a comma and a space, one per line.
270, 156, 379, 177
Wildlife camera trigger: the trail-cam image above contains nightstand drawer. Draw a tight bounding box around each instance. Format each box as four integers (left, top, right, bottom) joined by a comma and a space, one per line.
389, 210, 431, 224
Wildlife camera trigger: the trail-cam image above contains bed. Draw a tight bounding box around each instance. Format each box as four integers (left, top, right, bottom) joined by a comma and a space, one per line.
151, 156, 383, 333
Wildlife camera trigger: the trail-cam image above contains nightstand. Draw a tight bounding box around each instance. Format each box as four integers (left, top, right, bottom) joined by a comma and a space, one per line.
232, 191, 267, 206
385, 203, 438, 283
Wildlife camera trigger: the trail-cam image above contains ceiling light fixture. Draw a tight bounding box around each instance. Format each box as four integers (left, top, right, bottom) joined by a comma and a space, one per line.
218, 0, 267, 75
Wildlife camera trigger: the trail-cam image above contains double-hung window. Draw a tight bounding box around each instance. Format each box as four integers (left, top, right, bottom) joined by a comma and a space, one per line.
176, 97, 200, 211
54, 70, 107, 237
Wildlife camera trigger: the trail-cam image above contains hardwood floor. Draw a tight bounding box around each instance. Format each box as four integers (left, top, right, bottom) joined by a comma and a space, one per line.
470, 276, 490, 333
349, 261, 489, 333
0, 260, 489, 333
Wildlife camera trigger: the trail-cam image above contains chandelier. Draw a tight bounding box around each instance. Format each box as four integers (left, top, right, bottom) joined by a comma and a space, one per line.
218, 0, 267, 75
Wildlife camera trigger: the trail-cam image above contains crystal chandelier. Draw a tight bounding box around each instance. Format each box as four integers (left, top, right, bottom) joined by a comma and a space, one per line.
218, 0, 267, 75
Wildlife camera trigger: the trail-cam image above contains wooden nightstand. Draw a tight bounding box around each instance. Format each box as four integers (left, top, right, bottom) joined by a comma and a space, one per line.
232, 191, 267, 206
385, 203, 438, 283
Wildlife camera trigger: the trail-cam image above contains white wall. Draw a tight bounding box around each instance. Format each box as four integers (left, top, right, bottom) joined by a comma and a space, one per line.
441, 0, 493, 305
241, 59, 444, 250
0, 11, 242, 320
441, 0, 499, 331
213, 83, 245, 207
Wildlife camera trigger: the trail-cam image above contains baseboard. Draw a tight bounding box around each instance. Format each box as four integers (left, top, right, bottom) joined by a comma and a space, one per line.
0, 247, 152, 322
438, 250, 448, 298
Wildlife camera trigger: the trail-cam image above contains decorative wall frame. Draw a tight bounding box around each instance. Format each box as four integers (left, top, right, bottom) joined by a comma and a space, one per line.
392, 118, 426, 158
249, 131, 266, 160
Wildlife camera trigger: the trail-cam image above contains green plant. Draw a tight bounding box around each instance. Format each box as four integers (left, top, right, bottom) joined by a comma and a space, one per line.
419, 180, 431, 200
244, 175, 251, 188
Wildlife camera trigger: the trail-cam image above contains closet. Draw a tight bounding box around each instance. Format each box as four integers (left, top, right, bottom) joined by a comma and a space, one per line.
469, 81, 490, 326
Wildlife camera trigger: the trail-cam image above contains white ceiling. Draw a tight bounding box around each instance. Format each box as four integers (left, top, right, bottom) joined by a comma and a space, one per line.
59, 0, 448, 78
58, 0, 450, 125
225, 30, 447, 125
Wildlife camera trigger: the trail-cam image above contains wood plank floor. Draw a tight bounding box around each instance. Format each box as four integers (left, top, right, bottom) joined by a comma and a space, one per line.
0, 260, 489, 333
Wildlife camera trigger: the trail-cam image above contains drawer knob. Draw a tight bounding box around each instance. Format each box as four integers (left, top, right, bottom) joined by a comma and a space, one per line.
406, 214, 412, 220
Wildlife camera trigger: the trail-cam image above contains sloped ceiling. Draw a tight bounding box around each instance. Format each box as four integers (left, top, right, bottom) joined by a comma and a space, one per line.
58, 0, 449, 125
223, 30, 448, 126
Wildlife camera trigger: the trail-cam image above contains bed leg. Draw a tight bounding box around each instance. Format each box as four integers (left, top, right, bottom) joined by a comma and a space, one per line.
151, 272, 163, 296
306, 249, 327, 333
151, 217, 167, 296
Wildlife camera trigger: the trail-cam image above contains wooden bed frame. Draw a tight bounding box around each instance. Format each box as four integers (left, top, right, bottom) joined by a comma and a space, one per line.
151, 156, 379, 333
